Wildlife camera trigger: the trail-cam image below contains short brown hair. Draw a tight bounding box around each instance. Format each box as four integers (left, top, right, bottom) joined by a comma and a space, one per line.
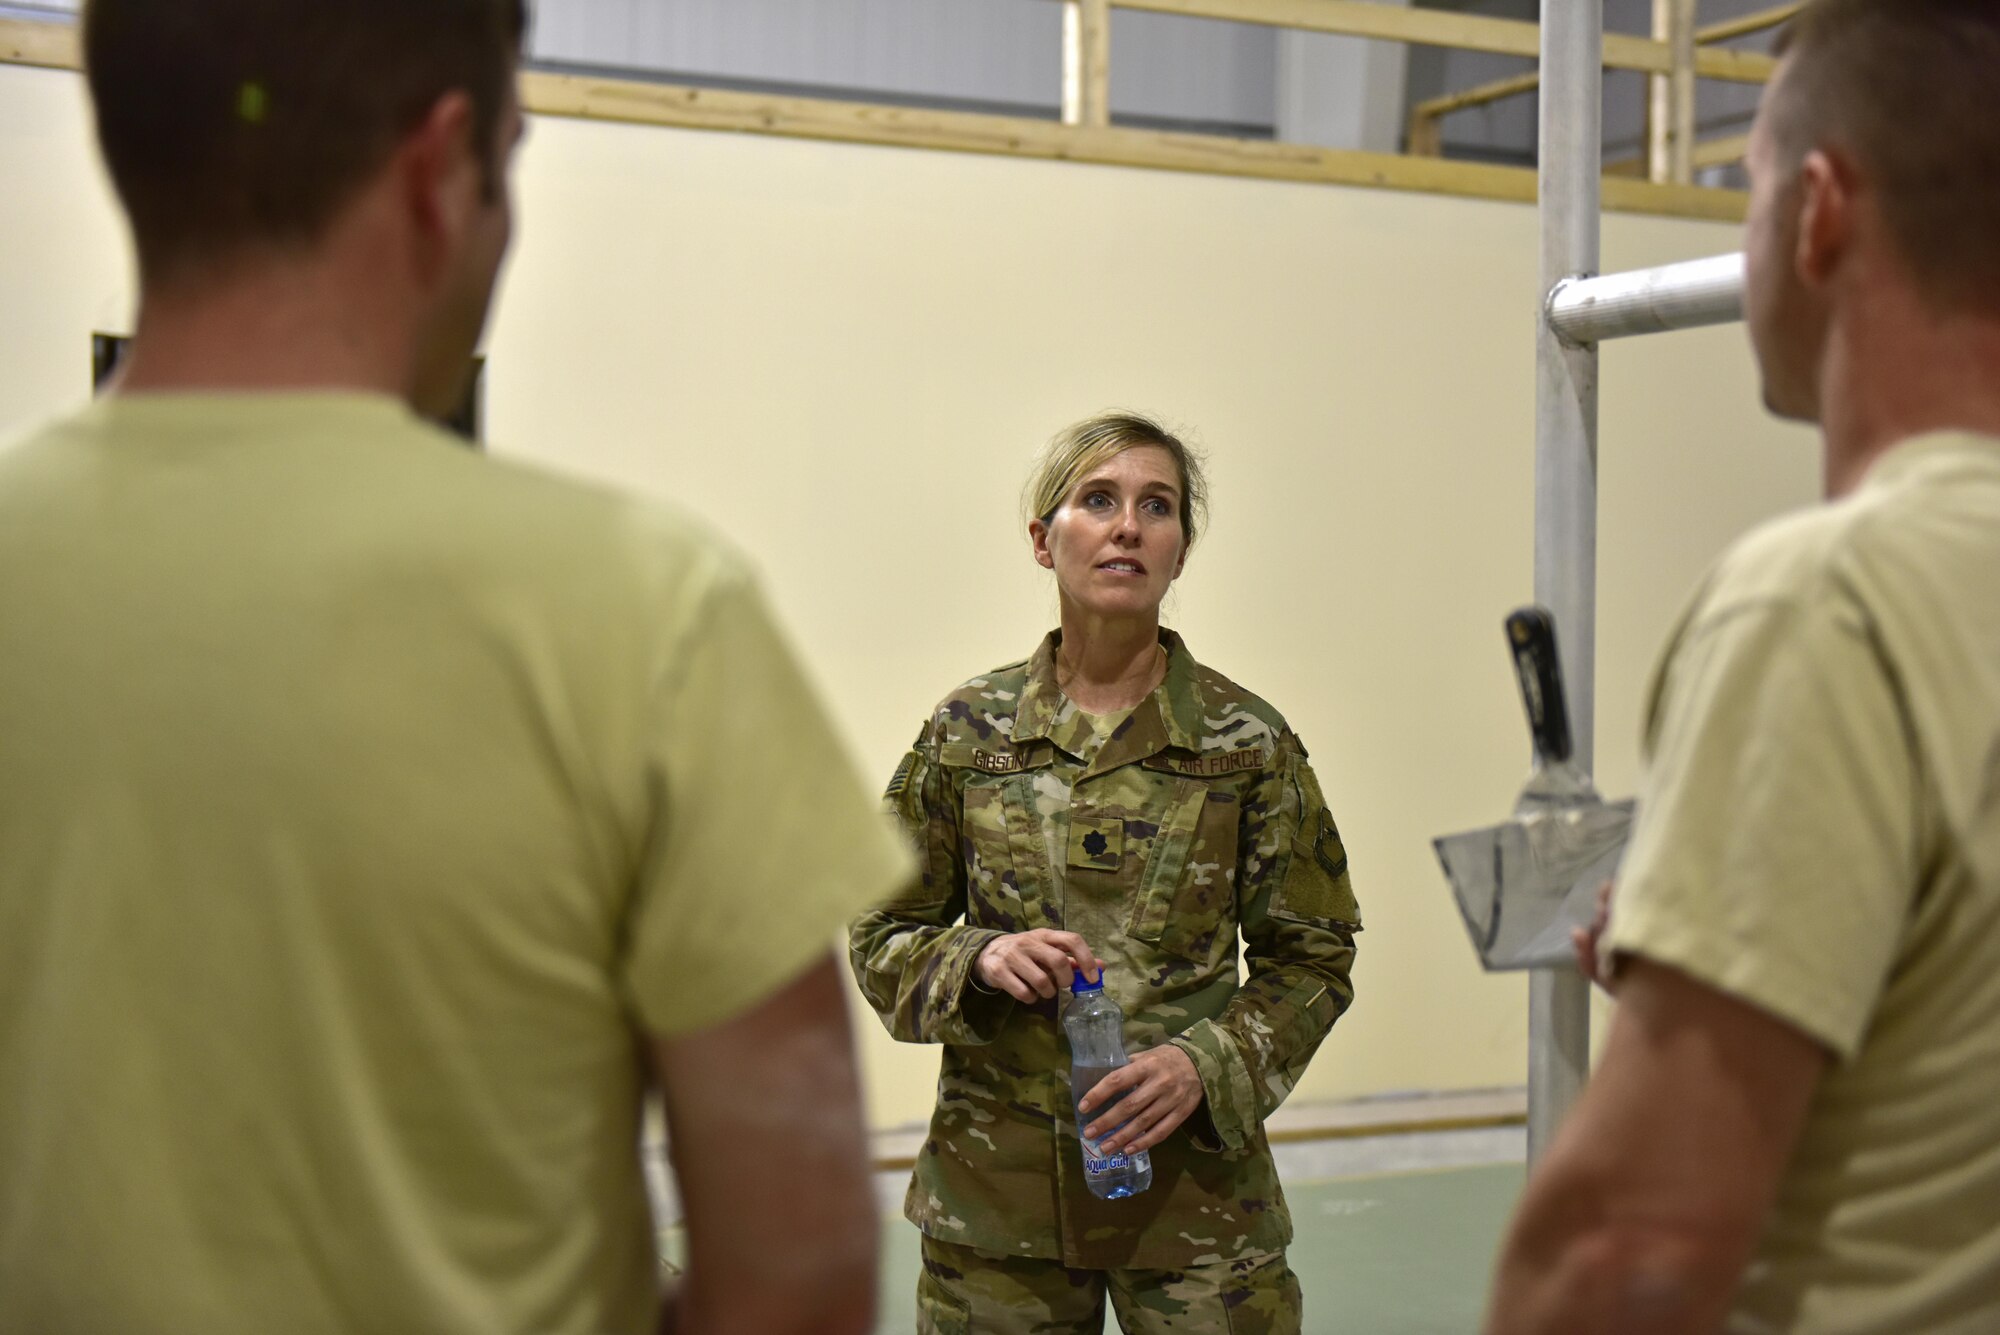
1024, 411, 1210, 552
84, 0, 528, 283
1771, 0, 2000, 314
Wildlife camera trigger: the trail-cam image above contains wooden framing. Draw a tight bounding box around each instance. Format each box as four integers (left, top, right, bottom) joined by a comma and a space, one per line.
1409, 1, 1798, 164
1123, 0, 1566, 60
1, 14, 77, 68
1062, 0, 1112, 129
1693, 131, 1751, 170
1607, 127, 1750, 181
0, 12, 1747, 224
1120, 0, 1772, 81
1695, 2, 1806, 45
1647, 0, 1697, 186
1411, 70, 1543, 131
521, 67, 1743, 220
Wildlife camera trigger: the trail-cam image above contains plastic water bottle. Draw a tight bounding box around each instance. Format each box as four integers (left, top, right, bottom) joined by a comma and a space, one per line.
1064, 971, 1154, 1200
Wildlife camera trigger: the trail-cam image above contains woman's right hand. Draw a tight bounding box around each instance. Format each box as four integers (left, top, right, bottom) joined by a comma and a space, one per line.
974, 930, 1102, 1003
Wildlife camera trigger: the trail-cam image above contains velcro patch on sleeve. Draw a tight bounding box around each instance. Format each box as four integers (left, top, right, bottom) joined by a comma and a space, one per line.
883, 752, 918, 803
1303, 807, 1348, 881
1275, 806, 1362, 930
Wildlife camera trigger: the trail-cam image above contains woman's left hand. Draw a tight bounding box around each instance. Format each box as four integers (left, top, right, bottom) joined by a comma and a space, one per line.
1077, 1045, 1205, 1155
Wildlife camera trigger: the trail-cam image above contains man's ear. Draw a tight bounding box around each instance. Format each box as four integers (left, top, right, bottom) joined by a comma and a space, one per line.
398, 92, 481, 263
1794, 147, 1854, 290
1029, 517, 1056, 571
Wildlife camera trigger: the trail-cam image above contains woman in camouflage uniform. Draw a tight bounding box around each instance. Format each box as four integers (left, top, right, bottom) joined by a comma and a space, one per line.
850, 412, 1361, 1335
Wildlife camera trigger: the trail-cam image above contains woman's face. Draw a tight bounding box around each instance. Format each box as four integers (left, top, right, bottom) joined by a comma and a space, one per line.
1031, 445, 1187, 622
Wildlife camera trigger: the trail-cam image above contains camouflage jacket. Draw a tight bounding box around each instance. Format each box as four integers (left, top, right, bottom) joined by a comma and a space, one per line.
849, 630, 1360, 1269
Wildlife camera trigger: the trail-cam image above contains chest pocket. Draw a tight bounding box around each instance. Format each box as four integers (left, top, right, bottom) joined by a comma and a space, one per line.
1125, 767, 1242, 965
944, 744, 1059, 935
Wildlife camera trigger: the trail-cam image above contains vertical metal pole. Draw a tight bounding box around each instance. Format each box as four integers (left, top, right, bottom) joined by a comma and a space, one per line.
1531, 0, 1600, 1164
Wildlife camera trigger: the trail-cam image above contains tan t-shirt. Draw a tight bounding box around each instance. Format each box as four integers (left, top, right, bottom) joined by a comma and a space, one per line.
1607, 432, 2000, 1334
0, 394, 911, 1334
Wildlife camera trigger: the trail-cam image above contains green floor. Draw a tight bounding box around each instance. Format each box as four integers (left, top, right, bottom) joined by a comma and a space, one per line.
871, 1162, 1525, 1334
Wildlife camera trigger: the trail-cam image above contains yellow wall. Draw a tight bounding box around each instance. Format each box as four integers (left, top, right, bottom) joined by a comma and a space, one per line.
0, 64, 1819, 1131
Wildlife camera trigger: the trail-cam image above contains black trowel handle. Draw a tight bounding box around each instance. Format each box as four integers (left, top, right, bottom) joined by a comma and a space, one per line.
1506, 607, 1573, 766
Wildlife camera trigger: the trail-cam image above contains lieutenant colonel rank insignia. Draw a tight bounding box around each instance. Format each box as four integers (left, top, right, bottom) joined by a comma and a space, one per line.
1067, 815, 1124, 871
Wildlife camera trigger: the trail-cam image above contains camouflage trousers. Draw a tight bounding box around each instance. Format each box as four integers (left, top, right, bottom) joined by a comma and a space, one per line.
916, 1235, 1302, 1335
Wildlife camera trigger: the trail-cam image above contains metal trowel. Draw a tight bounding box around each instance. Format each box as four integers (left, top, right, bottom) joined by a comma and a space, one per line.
1434, 607, 1636, 971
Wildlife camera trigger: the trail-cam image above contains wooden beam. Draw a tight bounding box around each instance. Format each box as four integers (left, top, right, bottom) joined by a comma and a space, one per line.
1692, 131, 1750, 169
1115, 0, 1771, 80
0, 17, 1744, 224
1697, 3, 1803, 46
1062, 0, 1111, 129
1414, 70, 1542, 125
1416, 44, 1774, 131
1609, 128, 1751, 180
1404, 100, 1444, 158
1648, 0, 1696, 185
1693, 46, 1776, 83
1117, 0, 1548, 58
519, 70, 1744, 221
0, 16, 80, 69
1121, 0, 1654, 69
1406, 0, 1780, 152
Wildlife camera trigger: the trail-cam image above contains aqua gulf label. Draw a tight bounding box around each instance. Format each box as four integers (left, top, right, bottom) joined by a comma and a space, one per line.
1064, 972, 1155, 1201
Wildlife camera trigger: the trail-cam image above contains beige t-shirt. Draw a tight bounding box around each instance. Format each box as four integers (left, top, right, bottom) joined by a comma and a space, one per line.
0, 394, 911, 1334
1607, 432, 2000, 1333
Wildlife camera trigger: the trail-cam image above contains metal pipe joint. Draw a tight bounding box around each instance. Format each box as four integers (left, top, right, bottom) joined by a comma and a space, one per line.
1547, 253, 1746, 346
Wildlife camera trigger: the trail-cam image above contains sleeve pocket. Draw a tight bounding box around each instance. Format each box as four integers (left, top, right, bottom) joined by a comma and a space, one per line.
1271, 762, 1362, 931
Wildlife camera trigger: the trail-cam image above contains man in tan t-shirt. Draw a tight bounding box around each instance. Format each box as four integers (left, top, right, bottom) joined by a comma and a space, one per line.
1488, 2, 2000, 1332
0, 4, 910, 1334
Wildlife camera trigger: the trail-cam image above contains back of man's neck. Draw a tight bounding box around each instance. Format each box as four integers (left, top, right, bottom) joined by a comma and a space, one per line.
1817, 313, 2000, 498
116, 272, 411, 402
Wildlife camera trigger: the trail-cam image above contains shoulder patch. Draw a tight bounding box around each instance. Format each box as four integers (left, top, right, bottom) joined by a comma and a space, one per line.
884, 751, 918, 802
1303, 806, 1348, 880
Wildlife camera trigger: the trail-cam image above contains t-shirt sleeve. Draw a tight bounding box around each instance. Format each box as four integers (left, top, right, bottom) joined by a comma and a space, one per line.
619, 558, 914, 1036
1605, 582, 1922, 1062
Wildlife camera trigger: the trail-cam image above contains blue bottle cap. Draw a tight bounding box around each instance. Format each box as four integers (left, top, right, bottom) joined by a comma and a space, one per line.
1070, 969, 1105, 995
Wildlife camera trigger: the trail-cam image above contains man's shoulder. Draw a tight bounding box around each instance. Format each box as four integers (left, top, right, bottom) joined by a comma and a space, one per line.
2, 394, 738, 586
1703, 432, 2000, 622
382, 432, 752, 611
1643, 480, 1937, 750
265, 405, 760, 649
0, 404, 99, 473
1695, 496, 1879, 627
497, 461, 731, 560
